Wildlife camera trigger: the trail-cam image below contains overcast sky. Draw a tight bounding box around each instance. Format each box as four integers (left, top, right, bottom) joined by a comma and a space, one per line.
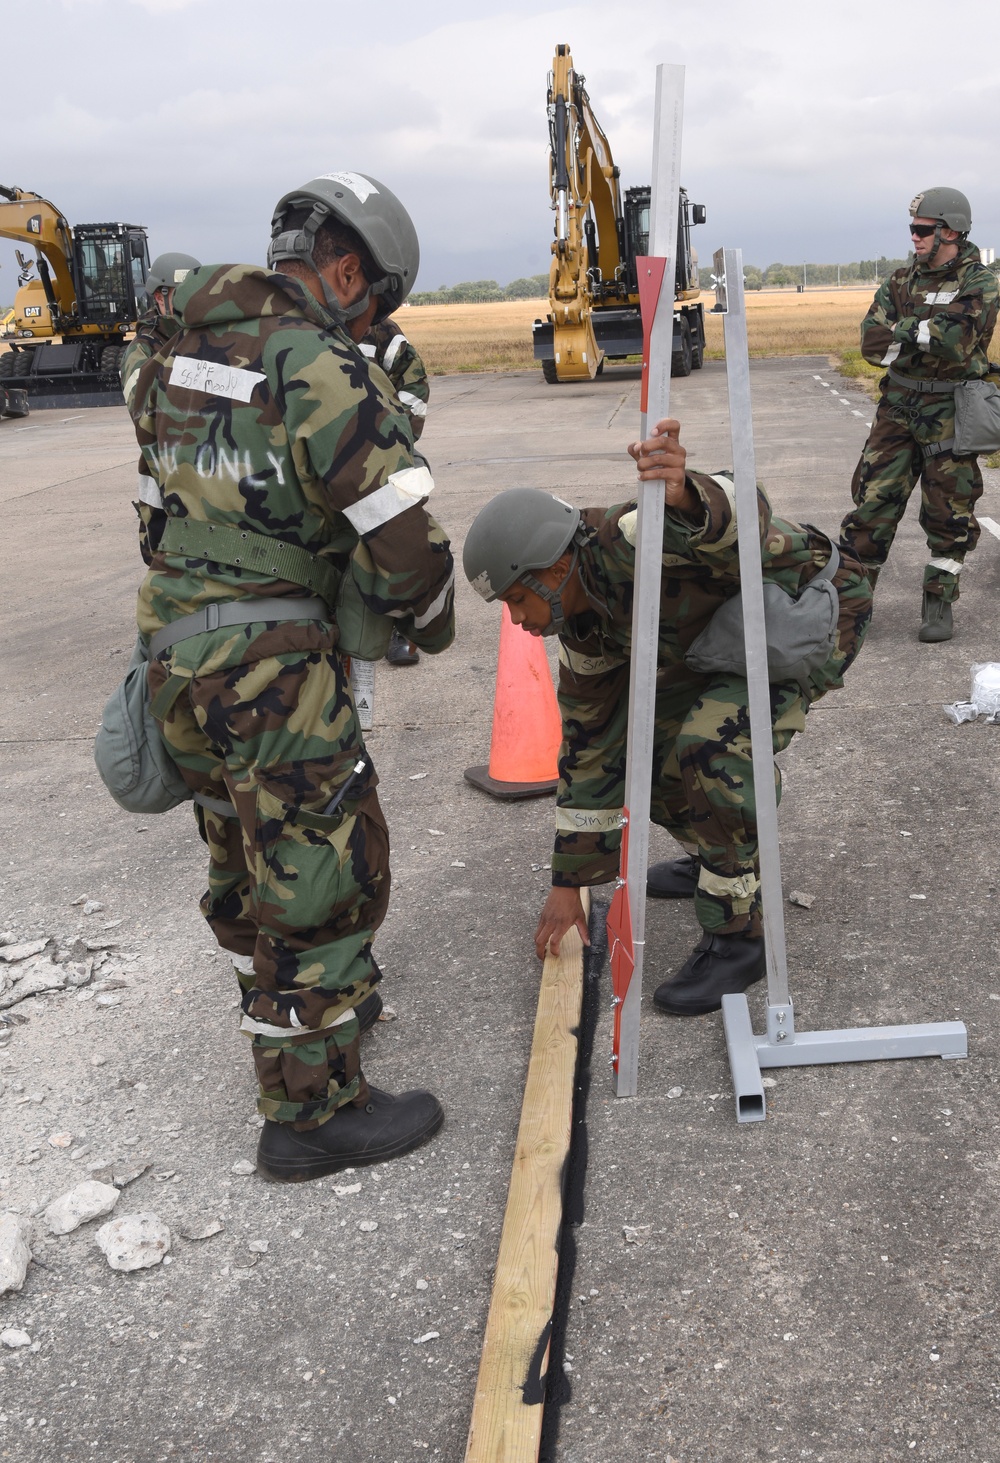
2, 0, 998, 301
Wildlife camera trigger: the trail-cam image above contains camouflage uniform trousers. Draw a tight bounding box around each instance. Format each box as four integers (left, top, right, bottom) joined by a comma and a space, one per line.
841, 388, 982, 603
648, 565, 872, 937
149, 637, 389, 1130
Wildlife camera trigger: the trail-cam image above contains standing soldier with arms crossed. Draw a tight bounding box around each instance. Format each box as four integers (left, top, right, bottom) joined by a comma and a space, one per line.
840, 188, 999, 642
129, 173, 455, 1181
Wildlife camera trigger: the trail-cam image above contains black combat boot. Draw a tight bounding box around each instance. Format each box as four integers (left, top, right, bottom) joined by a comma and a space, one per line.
918, 593, 953, 643
355, 990, 383, 1032
646, 853, 699, 899
385, 628, 420, 666
653, 932, 766, 1016
256, 1087, 444, 1182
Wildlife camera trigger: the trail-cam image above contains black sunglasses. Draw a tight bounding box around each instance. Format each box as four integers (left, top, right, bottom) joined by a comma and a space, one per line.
909, 224, 937, 239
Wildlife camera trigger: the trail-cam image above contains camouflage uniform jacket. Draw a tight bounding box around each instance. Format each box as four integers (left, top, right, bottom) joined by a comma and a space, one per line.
121, 307, 182, 416
860, 241, 999, 384
359, 316, 429, 440
552, 472, 851, 887
131, 264, 454, 673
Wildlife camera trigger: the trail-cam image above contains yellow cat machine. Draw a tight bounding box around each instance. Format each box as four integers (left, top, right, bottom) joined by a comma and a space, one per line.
0, 185, 150, 407
532, 45, 706, 383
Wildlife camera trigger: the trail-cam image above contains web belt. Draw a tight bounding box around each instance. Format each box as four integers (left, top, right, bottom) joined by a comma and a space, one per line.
886, 367, 957, 395
148, 595, 329, 658
159, 517, 342, 603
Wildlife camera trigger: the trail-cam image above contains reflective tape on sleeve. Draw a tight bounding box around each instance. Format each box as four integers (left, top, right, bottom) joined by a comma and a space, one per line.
137, 474, 163, 510
928, 556, 963, 575
412, 570, 455, 629
697, 867, 760, 900
881, 341, 902, 367
382, 332, 407, 370
916, 320, 932, 348
342, 464, 435, 536
358, 343, 377, 359
398, 390, 428, 417
555, 806, 625, 835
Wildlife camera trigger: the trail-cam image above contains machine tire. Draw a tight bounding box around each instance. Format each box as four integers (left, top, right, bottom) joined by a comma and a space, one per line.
690, 315, 704, 370
0, 352, 16, 379
671, 319, 693, 378
100, 344, 122, 375
595, 357, 605, 377
541, 357, 560, 384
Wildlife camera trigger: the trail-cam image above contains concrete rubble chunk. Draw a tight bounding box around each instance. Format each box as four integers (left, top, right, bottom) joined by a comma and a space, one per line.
1, 1328, 32, 1349
0, 960, 67, 1009
112, 1160, 151, 1188
64, 960, 94, 988
622, 1224, 652, 1246
0, 939, 49, 963
181, 1220, 223, 1242
0, 1212, 33, 1294
231, 1159, 255, 1176
82, 901, 104, 915
95, 1212, 171, 1271
789, 889, 816, 909
44, 1181, 120, 1235
0, 932, 16, 946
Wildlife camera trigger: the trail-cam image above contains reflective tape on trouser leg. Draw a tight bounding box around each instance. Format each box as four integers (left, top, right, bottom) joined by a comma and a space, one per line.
250, 1018, 367, 1130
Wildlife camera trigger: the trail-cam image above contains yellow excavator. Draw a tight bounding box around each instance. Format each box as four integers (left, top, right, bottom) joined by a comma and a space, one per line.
0, 185, 150, 406
532, 45, 706, 383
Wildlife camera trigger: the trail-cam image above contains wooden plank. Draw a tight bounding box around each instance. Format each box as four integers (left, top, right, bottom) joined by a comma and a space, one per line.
464, 887, 589, 1463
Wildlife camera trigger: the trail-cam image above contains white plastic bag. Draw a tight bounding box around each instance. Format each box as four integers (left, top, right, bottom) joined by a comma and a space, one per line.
970, 663, 1000, 715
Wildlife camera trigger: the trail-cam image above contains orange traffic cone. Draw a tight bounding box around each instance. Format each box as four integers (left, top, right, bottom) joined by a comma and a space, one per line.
464, 604, 563, 800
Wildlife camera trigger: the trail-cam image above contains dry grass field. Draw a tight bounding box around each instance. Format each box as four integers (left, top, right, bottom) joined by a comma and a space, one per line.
399, 288, 873, 376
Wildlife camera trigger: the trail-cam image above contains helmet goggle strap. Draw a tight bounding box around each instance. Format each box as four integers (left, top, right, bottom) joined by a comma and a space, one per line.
519, 545, 580, 637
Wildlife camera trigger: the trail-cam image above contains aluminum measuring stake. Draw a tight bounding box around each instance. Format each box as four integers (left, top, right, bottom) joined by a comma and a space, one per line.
713, 246, 967, 1122
609, 62, 684, 1097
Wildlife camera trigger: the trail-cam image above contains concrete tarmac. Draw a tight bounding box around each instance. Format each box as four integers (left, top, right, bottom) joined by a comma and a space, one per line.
1, 359, 998, 1462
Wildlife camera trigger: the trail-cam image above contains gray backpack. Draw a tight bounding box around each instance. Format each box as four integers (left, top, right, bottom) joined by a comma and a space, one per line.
685, 542, 840, 688
954, 379, 1000, 454
93, 637, 191, 814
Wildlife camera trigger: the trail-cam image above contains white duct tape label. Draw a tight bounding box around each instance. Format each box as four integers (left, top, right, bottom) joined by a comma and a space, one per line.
558, 643, 626, 676
137, 474, 163, 509
555, 806, 624, 834
169, 356, 265, 403
317, 172, 379, 203
343, 465, 434, 537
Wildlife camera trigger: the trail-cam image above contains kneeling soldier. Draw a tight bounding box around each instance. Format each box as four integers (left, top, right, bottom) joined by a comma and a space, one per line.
463, 420, 872, 1015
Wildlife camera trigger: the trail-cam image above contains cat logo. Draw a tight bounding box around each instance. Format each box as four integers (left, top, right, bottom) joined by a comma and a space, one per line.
24, 305, 43, 318
27, 215, 42, 234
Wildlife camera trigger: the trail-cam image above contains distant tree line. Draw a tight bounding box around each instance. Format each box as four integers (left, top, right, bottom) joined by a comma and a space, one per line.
739, 259, 910, 289
408, 274, 549, 305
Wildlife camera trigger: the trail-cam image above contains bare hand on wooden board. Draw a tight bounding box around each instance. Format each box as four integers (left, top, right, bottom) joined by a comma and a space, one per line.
534, 886, 591, 960
627, 417, 698, 516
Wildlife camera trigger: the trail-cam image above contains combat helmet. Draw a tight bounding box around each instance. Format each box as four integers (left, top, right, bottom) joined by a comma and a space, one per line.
464, 488, 584, 635
145, 252, 201, 293
268, 172, 419, 325
909, 187, 972, 234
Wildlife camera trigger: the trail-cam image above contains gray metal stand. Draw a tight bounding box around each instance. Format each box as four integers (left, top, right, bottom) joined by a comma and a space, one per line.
713, 246, 968, 1124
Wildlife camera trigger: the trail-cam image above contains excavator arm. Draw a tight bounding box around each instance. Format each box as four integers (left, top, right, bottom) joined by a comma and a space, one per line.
0, 186, 77, 330
546, 45, 625, 379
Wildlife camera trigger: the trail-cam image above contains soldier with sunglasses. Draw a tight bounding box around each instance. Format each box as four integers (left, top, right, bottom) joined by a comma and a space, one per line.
840, 188, 998, 641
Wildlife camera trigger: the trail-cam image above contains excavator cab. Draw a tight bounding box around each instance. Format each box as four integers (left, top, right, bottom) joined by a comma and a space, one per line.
73, 224, 149, 327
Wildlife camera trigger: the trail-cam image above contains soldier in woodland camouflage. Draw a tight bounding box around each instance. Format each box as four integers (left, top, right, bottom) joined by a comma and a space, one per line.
128, 173, 454, 1180
840, 188, 999, 642
464, 421, 872, 1016
120, 251, 200, 414
359, 316, 432, 666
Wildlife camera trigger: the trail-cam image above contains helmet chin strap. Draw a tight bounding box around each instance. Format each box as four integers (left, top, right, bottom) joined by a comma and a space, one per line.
927, 221, 945, 266
268, 199, 394, 326
520, 546, 580, 637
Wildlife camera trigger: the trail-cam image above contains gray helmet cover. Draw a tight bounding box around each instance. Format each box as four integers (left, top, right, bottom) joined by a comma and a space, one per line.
146, 251, 201, 293
267, 171, 419, 325
909, 187, 972, 233
464, 487, 583, 613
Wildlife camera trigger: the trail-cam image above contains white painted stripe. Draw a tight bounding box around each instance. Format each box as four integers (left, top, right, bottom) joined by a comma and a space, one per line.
979, 517, 1000, 541
866, 421, 873, 427
382, 332, 407, 370
342, 465, 434, 536
398, 390, 428, 417
839, 398, 850, 404
852, 410, 865, 417
411, 570, 454, 630
555, 806, 624, 835
169, 355, 265, 403
928, 557, 963, 575
239, 1006, 356, 1038
137, 474, 163, 509
813, 374, 823, 381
